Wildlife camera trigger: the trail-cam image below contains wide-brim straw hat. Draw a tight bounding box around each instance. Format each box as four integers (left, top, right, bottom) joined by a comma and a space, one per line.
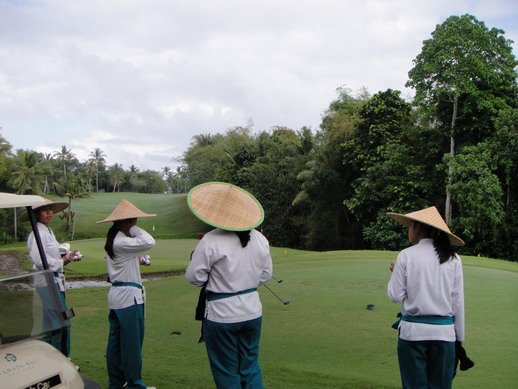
96, 199, 156, 224
20, 198, 69, 222
387, 206, 465, 246
187, 182, 264, 231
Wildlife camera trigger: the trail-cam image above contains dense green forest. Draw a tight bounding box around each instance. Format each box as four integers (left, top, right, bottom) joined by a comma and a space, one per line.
1, 14, 516, 261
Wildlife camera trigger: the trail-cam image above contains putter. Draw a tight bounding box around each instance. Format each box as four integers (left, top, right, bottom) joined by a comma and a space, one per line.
263, 283, 289, 305
272, 275, 283, 283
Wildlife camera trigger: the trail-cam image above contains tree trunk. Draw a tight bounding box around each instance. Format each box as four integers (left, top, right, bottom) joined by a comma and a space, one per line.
444, 95, 458, 225
13, 208, 17, 241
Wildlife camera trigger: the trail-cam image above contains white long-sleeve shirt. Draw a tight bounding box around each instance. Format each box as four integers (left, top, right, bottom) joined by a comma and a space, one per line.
387, 238, 465, 342
186, 229, 273, 324
106, 225, 155, 310
27, 222, 65, 292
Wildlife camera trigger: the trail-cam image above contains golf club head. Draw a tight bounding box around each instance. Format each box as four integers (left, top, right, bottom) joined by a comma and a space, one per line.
277, 279, 283, 283
283, 301, 290, 305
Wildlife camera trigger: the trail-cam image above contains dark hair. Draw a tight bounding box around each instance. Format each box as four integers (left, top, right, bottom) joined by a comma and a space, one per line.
417, 222, 456, 264
235, 230, 251, 248
431, 229, 456, 264
104, 223, 120, 260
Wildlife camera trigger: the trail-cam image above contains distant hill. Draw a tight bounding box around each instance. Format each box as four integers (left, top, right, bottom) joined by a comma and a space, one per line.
62, 192, 209, 239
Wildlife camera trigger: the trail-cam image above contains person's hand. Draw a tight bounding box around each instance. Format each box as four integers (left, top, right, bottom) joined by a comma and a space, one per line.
68, 250, 83, 261
389, 262, 395, 272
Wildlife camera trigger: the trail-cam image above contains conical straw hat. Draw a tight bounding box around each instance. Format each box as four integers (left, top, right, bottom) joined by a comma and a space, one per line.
187, 182, 264, 231
20, 198, 69, 222
97, 199, 156, 223
387, 206, 465, 246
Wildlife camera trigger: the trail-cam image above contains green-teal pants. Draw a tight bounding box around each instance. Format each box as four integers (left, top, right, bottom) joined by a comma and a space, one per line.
397, 338, 455, 389
204, 317, 263, 389
106, 303, 146, 389
40, 290, 70, 357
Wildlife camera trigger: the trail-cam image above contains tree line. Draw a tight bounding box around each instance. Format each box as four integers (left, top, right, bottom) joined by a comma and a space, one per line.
0, 14, 516, 261
0, 141, 187, 241
180, 15, 517, 261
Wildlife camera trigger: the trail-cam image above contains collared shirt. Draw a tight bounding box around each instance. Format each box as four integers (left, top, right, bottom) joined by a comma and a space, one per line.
27, 222, 65, 292
387, 238, 465, 342
105, 226, 155, 310
186, 229, 273, 324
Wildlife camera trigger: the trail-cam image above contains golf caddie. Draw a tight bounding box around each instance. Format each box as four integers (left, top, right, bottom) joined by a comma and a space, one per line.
97, 199, 156, 389
24, 198, 83, 357
186, 182, 273, 389
387, 206, 469, 389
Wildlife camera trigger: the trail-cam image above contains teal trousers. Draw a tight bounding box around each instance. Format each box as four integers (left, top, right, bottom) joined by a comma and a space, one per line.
40, 290, 71, 357
204, 317, 263, 389
397, 338, 455, 389
106, 303, 146, 389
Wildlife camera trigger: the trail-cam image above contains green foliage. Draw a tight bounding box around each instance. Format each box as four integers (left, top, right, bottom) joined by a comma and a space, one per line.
447, 144, 505, 254
9, 150, 47, 194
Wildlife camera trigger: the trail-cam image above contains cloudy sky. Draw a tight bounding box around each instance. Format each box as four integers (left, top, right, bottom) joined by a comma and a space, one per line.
1, 0, 517, 171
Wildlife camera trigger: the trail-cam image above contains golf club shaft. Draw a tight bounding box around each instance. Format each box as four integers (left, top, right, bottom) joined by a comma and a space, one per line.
263, 283, 288, 305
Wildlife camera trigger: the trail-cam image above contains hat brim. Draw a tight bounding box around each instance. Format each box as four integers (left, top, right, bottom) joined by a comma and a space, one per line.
96, 213, 156, 224
188, 182, 264, 231
387, 212, 465, 246
20, 202, 69, 222
96, 199, 157, 223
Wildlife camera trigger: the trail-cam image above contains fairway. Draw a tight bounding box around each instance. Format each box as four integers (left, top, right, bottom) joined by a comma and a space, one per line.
47, 192, 209, 240
59, 244, 518, 389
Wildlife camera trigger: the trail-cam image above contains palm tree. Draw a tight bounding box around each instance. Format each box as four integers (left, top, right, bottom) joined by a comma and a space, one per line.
54, 173, 90, 238
9, 150, 46, 241
192, 133, 214, 147
9, 150, 46, 195
108, 163, 125, 192
53, 145, 75, 177
88, 148, 106, 192
80, 161, 97, 192
41, 153, 54, 194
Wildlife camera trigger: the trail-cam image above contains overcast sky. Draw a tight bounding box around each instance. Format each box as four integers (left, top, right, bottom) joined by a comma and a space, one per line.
1, 0, 517, 172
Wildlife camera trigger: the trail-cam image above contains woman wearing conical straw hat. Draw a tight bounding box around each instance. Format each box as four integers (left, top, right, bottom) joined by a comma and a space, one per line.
387, 206, 469, 389
186, 182, 273, 389
23, 198, 83, 357
97, 199, 157, 389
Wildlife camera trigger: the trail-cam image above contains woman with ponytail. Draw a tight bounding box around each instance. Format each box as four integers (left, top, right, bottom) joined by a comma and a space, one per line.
97, 199, 156, 389
387, 206, 468, 389
186, 182, 273, 389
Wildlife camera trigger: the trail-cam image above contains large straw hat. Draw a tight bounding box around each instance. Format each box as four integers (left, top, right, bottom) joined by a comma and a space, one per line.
187, 182, 264, 231
387, 206, 465, 246
96, 199, 156, 223
20, 198, 69, 222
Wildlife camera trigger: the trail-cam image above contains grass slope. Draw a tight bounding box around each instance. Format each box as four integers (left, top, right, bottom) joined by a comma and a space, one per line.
59, 244, 517, 389
49, 192, 208, 239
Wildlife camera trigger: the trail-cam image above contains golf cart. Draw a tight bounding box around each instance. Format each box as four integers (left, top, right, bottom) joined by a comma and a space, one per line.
0, 193, 99, 388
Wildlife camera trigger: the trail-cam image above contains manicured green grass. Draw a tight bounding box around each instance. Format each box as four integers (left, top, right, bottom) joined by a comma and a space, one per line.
60, 245, 518, 389
47, 192, 208, 239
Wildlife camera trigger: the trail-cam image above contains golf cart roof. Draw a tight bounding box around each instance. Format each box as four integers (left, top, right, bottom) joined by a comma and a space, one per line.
0, 192, 49, 209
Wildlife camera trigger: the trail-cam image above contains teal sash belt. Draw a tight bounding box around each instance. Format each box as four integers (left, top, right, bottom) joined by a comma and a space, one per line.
401, 315, 454, 325
206, 288, 257, 301
111, 281, 143, 289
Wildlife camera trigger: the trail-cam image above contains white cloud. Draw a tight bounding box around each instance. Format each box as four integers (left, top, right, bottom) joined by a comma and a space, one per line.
0, 0, 516, 171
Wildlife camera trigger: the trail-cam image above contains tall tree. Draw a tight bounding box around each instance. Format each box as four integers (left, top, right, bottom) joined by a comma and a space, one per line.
9, 150, 46, 194
407, 14, 518, 224
54, 173, 90, 238
88, 148, 107, 192
293, 87, 367, 249
108, 163, 125, 192
9, 150, 47, 241
53, 145, 76, 177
